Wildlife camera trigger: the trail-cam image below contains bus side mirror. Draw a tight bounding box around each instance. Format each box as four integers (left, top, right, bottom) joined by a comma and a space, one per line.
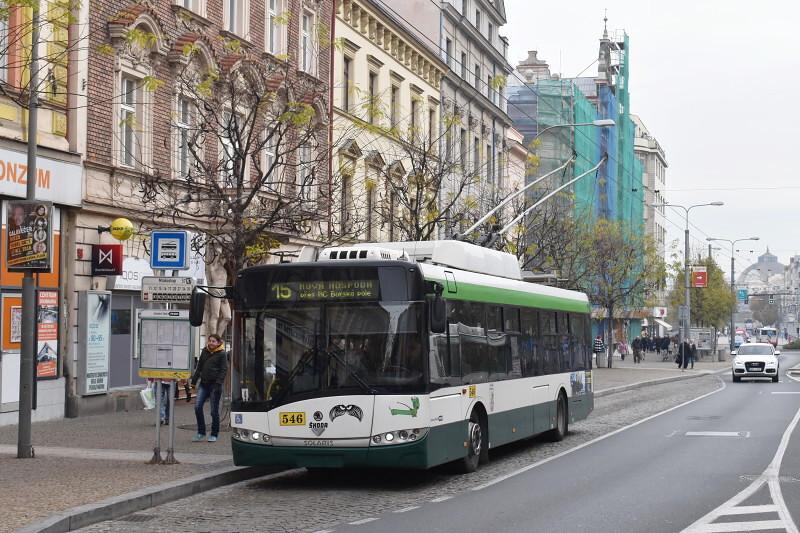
189, 289, 206, 327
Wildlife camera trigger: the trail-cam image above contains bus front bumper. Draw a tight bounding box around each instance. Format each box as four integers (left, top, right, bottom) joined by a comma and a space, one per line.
232, 436, 432, 469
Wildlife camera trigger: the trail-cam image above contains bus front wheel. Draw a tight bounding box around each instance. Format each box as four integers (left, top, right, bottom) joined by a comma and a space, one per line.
456, 411, 483, 473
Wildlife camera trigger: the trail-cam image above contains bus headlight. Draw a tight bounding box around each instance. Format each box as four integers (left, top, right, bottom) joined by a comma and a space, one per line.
370, 428, 428, 446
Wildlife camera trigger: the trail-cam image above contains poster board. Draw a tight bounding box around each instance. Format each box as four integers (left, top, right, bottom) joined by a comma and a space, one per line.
77, 291, 111, 395
138, 309, 194, 380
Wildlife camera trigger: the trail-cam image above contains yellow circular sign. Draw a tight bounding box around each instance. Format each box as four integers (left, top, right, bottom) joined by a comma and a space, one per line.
109, 218, 134, 241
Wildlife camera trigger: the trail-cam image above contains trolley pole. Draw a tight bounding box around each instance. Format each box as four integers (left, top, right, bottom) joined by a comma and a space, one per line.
18, 5, 41, 459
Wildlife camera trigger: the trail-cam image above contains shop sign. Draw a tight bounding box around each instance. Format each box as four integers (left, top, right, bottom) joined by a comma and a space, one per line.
6, 200, 53, 272
108, 256, 206, 291
0, 147, 82, 206
91, 244, 123, 275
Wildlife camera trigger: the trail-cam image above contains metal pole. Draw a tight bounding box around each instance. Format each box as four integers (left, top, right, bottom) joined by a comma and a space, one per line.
684, 218, 690, 369
730, 245, 735, 352
147, 382, 163, 464
18, 5, 41, 459
164, 381, 178, 464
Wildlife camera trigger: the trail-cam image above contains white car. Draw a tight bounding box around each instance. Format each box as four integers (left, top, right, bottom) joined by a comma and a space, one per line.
731, 342, 780, 383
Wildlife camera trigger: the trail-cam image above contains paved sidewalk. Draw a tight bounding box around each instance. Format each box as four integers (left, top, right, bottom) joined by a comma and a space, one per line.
1, 359, 729, 533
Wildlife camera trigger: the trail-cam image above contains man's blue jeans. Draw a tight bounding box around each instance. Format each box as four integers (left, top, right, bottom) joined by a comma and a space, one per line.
194, 383, 222, 437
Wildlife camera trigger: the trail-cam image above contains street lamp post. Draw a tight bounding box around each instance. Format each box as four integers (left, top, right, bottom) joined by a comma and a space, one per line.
706, 236, 760, 351
652, 202, 723, 367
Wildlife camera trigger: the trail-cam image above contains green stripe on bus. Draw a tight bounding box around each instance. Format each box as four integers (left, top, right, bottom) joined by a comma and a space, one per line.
426, 277, 591, 314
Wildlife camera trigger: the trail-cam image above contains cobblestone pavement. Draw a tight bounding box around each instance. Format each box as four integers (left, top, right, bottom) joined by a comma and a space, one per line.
77, 375, 724, 533
0, 403, 230, 533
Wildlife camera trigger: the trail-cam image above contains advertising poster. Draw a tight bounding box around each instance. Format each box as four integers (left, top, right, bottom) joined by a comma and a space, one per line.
10, 306, 21, 343
84, 291, 110, 394
36, 291, 58, 378
6, 200, 53, 272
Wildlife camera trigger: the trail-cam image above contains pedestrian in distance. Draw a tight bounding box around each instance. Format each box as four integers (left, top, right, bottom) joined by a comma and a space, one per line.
689, 339, 697, 370
190, 334, 228, 443
593, 335, 606, 366
680, 339, 692, 371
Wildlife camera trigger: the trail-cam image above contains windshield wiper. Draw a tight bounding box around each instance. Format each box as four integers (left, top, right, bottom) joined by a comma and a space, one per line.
324, 348, 378, 395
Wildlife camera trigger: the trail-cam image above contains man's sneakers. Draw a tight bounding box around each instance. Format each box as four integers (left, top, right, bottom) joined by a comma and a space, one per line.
192, 433, 205, 442
207, 435, 218, 442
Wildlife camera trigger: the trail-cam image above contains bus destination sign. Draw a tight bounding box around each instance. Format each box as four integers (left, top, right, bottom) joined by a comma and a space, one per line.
268, 280, 378, 301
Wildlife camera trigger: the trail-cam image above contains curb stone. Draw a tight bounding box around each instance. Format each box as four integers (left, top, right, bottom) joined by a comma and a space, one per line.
15, 465, 297, 533
595, 368, 727, 398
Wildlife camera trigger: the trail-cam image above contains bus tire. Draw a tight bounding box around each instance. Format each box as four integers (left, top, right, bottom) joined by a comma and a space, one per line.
547, 393, 568, 442
456, 410, 484, 473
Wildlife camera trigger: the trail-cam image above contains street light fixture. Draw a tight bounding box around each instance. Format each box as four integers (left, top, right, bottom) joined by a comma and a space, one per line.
707, 236, 760, 350
651, 202, 724, 367
534, 119, 616, 139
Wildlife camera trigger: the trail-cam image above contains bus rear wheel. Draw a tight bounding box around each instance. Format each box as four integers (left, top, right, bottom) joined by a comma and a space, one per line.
547, 393, 568, 442
456, 411, 483, 473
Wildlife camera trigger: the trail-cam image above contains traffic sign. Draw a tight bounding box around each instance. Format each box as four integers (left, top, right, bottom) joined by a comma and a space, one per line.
150, 230, 189, 270
737, 288, 748, 302
141, 276, 195, 303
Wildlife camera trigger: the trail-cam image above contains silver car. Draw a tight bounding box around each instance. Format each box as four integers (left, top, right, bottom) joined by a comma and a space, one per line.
731, 342, 780, 383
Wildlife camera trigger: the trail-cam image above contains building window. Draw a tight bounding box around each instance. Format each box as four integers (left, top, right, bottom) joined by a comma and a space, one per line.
475, 9, 480, 32
340, 171, 351, 235
263, 134, 279, 183
411, 98, 419, 132
460, 52, 467, 79
486, 143, 493, 182
369, 71, 379, 124
473, 137, 480, 174
390, 85, 399, 128
298, 141, 317, 205
119, 77, 140, 168
460, 128, 467, 167
487, 74, 492, 100
342, 55, 352, 111
474, 64, 480, 88
177, 0, 205, 16
488, 22, 493, 44
223, 0, 249, 38
0, 10, 9, 83
220, 112, 242, 187
175, 96, 193, 179
266, 0, 285, 55
300, 10, 317, 75
429, 108, 436, 141
445, 38, 452, 67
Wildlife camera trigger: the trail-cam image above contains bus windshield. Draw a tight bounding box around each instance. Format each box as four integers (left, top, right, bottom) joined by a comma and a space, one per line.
234, 302, 425, 410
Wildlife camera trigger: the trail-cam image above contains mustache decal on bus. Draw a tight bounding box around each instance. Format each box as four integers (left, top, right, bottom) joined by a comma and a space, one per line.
330, 404, 364, 422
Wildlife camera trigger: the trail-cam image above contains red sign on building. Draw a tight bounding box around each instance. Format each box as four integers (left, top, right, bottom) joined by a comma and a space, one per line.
91, 244, 123, 276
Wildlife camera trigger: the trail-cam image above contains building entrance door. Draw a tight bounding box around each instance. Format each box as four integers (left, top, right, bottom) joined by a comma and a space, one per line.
0, 293, 21, 413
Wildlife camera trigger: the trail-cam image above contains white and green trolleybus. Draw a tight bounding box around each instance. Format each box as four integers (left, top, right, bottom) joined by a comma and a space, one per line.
199, 240, 593, 472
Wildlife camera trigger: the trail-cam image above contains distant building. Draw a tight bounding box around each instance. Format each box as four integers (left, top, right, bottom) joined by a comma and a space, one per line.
737, 248, 787, 327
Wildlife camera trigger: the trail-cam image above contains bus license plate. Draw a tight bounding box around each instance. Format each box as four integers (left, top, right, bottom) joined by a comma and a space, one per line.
279, 412, 306, 426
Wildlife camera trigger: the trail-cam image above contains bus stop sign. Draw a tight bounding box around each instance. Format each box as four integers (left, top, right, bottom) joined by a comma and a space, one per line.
150, 230, 189, 270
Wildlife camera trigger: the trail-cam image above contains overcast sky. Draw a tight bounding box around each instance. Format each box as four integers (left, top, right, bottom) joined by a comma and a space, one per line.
503, 0, 800, 271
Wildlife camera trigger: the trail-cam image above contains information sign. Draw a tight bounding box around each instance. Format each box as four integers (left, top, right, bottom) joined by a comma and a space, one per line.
141, 276, 195, 303
78, 291, 111, 395
691, 267, 708, 288
150, 230, 189, 270
138, 310, 193, 380
737, 288, 748, 302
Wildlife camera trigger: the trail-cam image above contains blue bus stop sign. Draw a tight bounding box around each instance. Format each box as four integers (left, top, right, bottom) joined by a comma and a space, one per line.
150, 231, 189, 270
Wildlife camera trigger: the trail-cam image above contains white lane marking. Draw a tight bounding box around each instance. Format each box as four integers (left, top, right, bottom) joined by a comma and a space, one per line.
772, 391, 800, 394
666, 430, 678, 438
685, 431, 749, 438
430, 496, 453, 503
691, 520, 786, 532
393, 506, 420, 513
349, 518, 379, 525
312, 530, 336, 533
472, 375, 727, 491
721, 504, 778, 514
682, 403, 800, 533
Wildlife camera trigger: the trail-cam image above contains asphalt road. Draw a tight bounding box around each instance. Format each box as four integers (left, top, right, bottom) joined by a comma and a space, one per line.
338, 351, 800, 533
77, 354, 800, 533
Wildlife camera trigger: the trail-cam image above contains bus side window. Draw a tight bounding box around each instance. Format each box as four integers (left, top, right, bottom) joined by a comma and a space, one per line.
487, 305, 508, 380
570, 314, 586, 371
541, 311, 558, 375
430, 301, 461, 386
505, 307, 522, 378
520, 308, 540, 377
452, 300, 488, 385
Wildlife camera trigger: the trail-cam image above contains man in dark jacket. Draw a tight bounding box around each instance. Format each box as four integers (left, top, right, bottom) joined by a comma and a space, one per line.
191, 334, 228, 442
